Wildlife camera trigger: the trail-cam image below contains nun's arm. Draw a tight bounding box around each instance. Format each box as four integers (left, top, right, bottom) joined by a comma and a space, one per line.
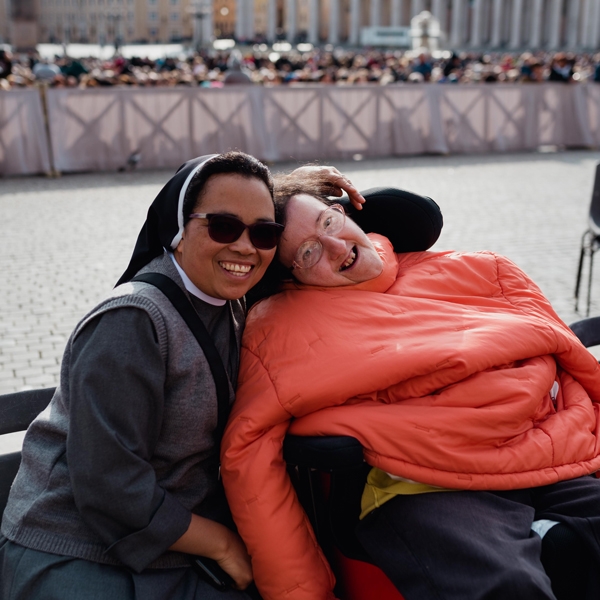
67, 308, 190, 573
290, 164, 365, 210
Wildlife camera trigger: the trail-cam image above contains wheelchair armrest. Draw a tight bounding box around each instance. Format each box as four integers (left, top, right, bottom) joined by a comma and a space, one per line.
284, 435, 373, 563
569, 316, 600, 348
0, 387, 55, 436
283, 435, 364, 471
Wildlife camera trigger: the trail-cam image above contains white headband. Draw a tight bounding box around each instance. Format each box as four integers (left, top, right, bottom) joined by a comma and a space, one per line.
169, 154, 217, 249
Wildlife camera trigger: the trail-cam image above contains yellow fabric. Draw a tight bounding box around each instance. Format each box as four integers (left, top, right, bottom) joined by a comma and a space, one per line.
360, 467, 452, 519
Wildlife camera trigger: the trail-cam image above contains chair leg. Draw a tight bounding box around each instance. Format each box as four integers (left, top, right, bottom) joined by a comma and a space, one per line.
587, 248, 595, 317
576, 230, 593, 313
575, 244, 586, 312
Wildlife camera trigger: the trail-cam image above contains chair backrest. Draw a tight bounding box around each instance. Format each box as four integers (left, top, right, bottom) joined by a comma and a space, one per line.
0, 388, 55, 517
569, 316, 600, 349
283, 434, 372, 562
589, 163, 600, 235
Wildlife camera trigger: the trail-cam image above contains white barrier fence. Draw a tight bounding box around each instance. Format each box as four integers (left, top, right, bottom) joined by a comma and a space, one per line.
0, 89, 52, 176
2, 84, 600, 176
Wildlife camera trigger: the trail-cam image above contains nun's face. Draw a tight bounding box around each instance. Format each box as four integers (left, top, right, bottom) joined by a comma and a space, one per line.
174, 173, 276, 300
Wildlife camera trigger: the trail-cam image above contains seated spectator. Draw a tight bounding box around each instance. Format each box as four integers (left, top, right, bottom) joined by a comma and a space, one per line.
32, 60, 61, 82
223, 50, 253, 85
548, 52, 574, 83
411, 52, 433, 82
0, 49, 13, 79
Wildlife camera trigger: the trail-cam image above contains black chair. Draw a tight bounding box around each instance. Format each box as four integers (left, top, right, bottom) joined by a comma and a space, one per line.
575, 163, 600, 316
0, 387, 55, 516
284, 317, 600, 600
569, 315, 600, 348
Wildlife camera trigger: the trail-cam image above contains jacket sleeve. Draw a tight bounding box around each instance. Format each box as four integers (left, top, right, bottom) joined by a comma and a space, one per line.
68, 308, 191, 572
221, 348, 337, 600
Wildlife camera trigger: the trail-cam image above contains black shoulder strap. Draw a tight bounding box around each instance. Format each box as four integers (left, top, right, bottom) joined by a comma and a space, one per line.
131, 272, 230, 443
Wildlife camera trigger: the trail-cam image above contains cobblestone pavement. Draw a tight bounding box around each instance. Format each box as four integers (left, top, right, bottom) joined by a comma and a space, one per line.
2, 150, 600, 403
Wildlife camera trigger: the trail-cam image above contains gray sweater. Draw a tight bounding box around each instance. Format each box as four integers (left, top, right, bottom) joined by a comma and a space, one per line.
1, 254, 244, 572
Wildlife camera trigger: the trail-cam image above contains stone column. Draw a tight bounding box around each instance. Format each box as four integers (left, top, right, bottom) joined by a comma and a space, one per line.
411, 0, 423, 19
582, 0, 597, 48
391, 0, 401, 27
529, 0, 543, 48
491, 0, 503, 47
509, 0, 524, 48
246, 0, 254, 39
235, 0, 244, 40
328, 0, 339, 44
591, 0, 600, 48
566, 0, 581, 48
286, 0, 296, 42
470, 0, 485, 47
450, 0, 464, 47
308, 0, 318, 44
267, 0, 276, 42
432, 0, 447, 36
349, 0, 360, 44
371, 0, 381, 27
203, 0, 213, 44
548, 0, 562, 49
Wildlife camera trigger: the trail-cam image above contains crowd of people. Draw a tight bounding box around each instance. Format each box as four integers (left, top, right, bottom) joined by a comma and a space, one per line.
2, 45, 600, 89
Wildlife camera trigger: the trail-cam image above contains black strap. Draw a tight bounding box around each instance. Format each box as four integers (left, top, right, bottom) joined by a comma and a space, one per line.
131, 273, 230, 443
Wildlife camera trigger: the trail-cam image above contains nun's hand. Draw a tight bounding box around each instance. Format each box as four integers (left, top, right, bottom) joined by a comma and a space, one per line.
291, 165, 365, 210
170, 515, 253, 590
215, 530, 254, 591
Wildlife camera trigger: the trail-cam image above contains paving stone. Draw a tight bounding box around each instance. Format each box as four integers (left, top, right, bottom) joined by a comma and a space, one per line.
2, 351, 40, 362
23, 374, 57, 387
15, 366, 48, 378
0, 361, 29, 373
43, 364, 61, 376
30, 358, 59, 368
0, 379, 25, 394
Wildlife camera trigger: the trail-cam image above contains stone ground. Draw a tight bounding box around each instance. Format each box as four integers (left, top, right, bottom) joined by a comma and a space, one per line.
2, 149, 600, 450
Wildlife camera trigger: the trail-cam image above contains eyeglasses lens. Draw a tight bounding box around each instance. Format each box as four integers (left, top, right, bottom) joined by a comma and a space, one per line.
294, 206, 345, 269
207, 215, 282, 250
249, 223, 284, 250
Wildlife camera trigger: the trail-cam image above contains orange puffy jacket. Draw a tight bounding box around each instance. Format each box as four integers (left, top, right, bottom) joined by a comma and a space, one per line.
221, 235, 600, 600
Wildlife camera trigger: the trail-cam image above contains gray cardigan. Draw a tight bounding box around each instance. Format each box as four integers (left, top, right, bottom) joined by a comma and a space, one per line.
1, 254, 244, 572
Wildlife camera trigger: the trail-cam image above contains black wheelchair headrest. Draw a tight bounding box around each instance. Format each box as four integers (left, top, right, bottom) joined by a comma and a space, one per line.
340, 187, 443, 253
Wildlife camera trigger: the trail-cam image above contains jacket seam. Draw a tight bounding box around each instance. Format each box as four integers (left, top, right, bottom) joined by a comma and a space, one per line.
242, 346, 294, 418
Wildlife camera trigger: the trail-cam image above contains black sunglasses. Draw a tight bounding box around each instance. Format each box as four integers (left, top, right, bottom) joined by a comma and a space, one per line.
189, 213, 284, 250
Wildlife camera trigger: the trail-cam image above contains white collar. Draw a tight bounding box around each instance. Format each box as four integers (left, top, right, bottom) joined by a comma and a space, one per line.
168, 252, 226, 306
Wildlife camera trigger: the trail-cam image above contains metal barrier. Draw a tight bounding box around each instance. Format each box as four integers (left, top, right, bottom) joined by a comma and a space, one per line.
1, 83, 600, 176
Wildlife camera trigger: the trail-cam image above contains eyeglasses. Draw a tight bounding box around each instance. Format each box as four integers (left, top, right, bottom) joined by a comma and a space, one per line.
292, 204, 346, 270
189, 213, 284, 250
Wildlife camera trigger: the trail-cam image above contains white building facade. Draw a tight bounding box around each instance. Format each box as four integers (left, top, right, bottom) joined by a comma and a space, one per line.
267, 0, 600, 49
31, 0, 600, 50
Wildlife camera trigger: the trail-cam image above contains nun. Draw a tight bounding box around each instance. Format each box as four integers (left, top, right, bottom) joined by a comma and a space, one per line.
0, 152, 282, 599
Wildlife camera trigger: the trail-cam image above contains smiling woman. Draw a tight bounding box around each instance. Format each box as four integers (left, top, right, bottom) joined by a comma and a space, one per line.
220, 175, 600, 600
173, 174, 279, 300
0, 152, 278, 600
278, 195, 383, 287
